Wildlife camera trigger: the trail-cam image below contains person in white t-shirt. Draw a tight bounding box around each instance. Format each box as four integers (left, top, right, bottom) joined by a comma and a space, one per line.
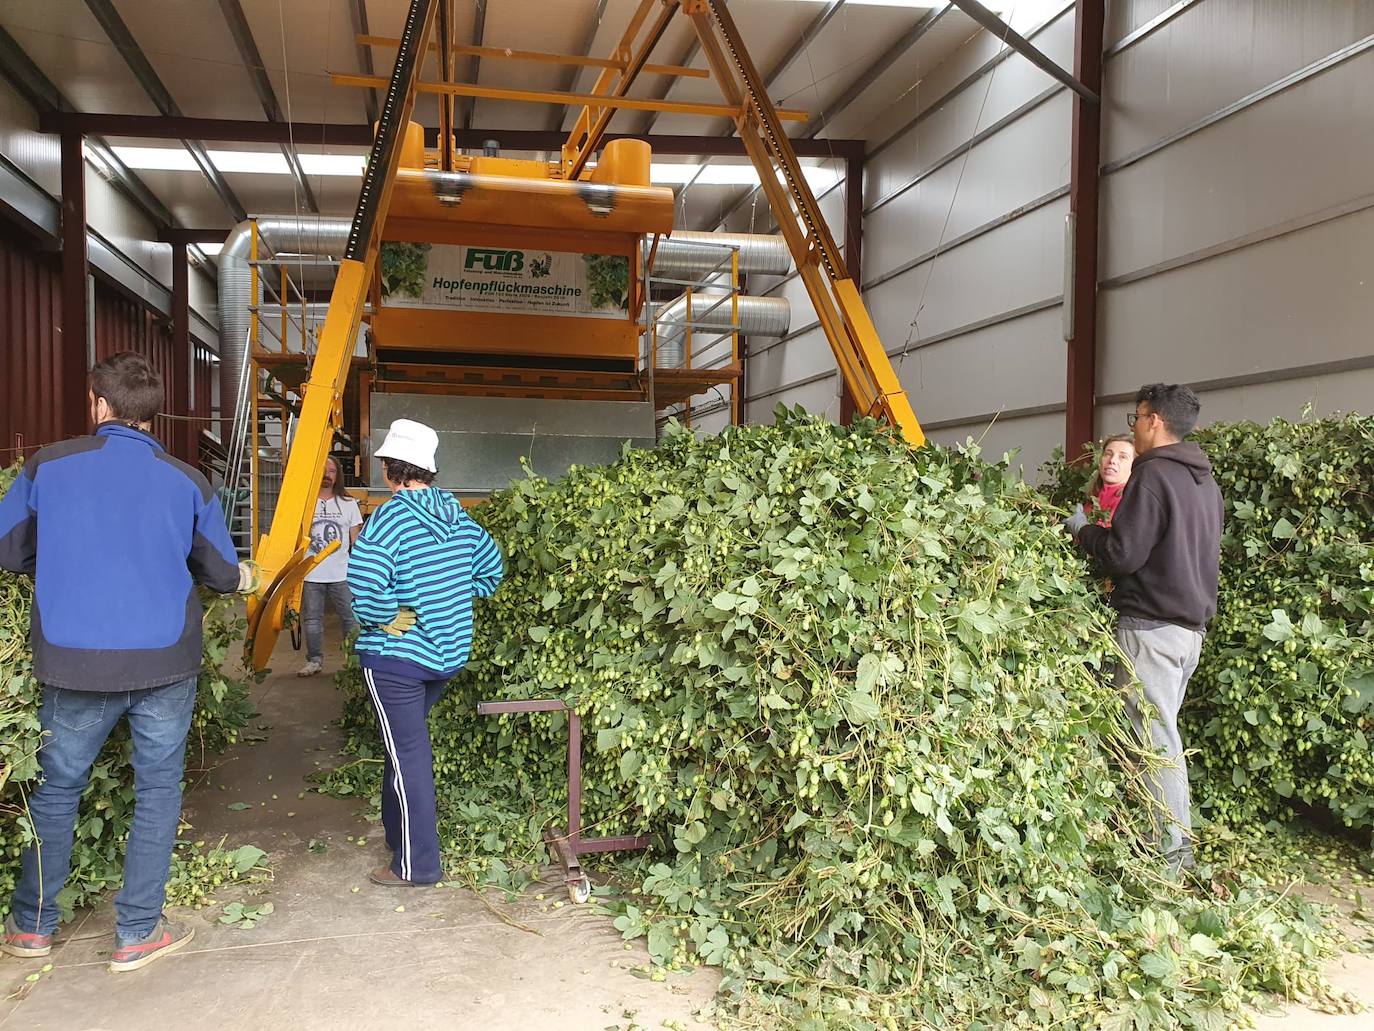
299, 456, 364, 676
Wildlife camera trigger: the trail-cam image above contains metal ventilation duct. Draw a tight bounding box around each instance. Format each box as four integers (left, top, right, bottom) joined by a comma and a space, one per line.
217, 216, 351, 439
654, 292, 790, 368
646, 231, 791, 277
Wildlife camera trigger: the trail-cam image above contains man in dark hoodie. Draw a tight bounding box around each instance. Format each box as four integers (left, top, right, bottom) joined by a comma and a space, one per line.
1064, 383, 1223, 870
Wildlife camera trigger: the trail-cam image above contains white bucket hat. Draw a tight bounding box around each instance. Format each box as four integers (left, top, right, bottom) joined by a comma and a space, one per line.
375, 418, 439, 473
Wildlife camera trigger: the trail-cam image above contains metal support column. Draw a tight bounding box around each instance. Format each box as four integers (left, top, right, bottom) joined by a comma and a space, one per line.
171, 241, 192, 462
839, 152, 864, 426
1065, 0, 1104, 457
60, 130, 88, 439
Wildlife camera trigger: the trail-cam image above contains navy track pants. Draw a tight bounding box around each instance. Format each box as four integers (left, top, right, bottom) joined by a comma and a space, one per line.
362, 666, 447, 884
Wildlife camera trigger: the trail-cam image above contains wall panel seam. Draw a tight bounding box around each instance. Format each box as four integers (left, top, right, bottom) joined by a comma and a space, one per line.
1102, 34, 1374, 176
865, 184, 1071, 291
1098, 354, 1374, 406
923, 402, 1065, 432
868, 0, 1077, 161
1102, 191, 1374, 289
1103, 0, 1207, 59
866, 85, 1065, 216
890, 294, 1064, 357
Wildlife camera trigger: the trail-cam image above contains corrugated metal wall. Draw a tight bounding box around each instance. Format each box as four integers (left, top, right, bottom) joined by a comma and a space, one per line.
0, 220, 213, 467
697, 0, 1372, 474
698, 0, 1077, 468
1096, 0, 1374, 439
0, 220, 63, 463
92, 279, 176, 448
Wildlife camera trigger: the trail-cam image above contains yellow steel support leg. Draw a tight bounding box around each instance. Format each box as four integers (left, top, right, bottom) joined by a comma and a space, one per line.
246, 260, 370, 669
245, 0, 439, 670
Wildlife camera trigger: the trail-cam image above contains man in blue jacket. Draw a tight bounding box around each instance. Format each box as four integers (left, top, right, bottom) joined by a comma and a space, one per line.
0, 352, 253, 972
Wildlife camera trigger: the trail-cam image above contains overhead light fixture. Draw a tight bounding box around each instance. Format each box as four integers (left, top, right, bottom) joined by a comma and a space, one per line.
649, 163, 840, 190
111, 146, 366, 177
197, 242, 224, 256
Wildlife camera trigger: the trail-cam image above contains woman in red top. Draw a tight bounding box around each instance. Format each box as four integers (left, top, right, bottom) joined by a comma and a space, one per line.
1087, 434, 1135, 526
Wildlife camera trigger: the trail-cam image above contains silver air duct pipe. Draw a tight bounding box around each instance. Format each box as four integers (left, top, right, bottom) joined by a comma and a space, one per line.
654, 293, 790, 368
218, 216, 352, 438
646, 231, 791, 277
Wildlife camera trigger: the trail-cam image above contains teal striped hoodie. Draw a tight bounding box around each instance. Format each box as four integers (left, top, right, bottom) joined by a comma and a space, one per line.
348, 487, 504, 675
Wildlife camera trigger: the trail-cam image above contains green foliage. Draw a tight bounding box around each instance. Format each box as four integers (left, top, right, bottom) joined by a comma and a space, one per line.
583, 253, 629, 311
164, 839, 270, 909
0, 463, 260, 918
1042, 415, 1374, 835
379, 241, 432, 299
326, 411, 1354, 1028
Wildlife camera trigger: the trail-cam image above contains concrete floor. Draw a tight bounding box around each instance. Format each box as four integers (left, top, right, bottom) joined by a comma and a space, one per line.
0, 633, 719, 1031
1, 630, 1370, 1030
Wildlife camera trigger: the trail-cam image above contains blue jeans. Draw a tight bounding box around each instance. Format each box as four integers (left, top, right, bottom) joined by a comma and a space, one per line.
302, 580, 358, 662
9, 678, 197, 940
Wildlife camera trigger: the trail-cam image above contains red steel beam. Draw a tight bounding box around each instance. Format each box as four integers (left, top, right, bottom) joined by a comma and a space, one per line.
60, 130, 88, 439
158, 227, 232, 244
170, 240, 192, 462
36, 112, 866, 159
839, 151, 864, 426
1065, 0, 1104, 458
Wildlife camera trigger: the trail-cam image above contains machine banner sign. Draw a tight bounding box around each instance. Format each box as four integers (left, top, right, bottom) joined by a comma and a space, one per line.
379, 242, 629, 320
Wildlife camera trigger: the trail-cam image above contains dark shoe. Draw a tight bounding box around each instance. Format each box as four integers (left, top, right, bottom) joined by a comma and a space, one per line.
369, 865, 428, 888
2, 914, 52, 958
109, 917, 194, 973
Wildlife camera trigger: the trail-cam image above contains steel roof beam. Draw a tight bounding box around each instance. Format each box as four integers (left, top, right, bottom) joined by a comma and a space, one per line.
38, 112, 865, 158
547, 0, 611, 133
82, 0, 247, 221
215, 0, 319, 212
804, 3, 947, 139
704, 3, 947, 232
349, 0, 380, 124
639, 39, 700, 136
947, 0, 1097, 103
462, 0, 487, 133
0, 26, 176, 231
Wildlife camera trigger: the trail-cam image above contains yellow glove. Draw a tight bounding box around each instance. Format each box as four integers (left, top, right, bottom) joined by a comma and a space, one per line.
381, 606, 418, 636
236, 561, 261, 594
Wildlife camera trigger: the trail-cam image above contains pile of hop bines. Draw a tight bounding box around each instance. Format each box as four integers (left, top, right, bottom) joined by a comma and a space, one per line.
0, 462, 261, 920
326, 410, 1356, 1029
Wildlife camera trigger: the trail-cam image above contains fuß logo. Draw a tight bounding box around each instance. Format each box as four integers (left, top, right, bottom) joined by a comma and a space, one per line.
464, 248, 524, 273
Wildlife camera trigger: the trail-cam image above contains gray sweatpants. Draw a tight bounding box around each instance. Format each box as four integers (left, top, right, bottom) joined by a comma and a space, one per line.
1114, 622, 1203, 866
302, 580, 358, 662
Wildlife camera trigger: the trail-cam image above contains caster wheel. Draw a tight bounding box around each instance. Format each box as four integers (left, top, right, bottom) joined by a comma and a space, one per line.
569, 876, 592, 904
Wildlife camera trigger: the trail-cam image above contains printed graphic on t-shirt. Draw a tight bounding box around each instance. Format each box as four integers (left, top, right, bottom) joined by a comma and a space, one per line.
310, 515, 344, 555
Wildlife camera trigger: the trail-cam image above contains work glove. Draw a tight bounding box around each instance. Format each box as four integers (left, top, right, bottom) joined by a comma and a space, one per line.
236, 561, 261, 594
381, 607, 418, 636
1062, 504, 1090, 540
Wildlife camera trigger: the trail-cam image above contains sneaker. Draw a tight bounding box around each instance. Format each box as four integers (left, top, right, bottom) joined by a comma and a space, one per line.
108, 918, 194, 973
2, 914, 52, 958
297, 659, 323, 677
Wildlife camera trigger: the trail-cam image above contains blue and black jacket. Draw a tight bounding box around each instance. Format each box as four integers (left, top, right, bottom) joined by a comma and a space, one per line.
348, 487, 504, 678
0, 423, 241, 692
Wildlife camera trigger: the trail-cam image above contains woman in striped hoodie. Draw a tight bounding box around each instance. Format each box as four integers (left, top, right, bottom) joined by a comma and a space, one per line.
348, 419, 504, 887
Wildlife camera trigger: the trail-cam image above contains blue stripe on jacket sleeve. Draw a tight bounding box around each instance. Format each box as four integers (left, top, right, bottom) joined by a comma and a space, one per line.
470, 526, 504, 598
0, 466, 37, 575
348, 536, 400, 626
